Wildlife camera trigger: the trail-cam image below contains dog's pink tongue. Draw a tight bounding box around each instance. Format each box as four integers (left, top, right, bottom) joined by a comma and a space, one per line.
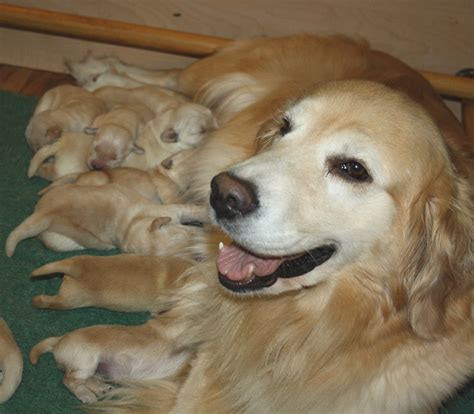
217, 244, 283, 281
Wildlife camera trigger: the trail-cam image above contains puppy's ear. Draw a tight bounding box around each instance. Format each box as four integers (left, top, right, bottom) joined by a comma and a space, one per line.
161, 128, 179, 143
131, 144, 145, 154
46, 126, 63, 141
84, 127, 98, 135
402, 172, 472, 339
149, 217, 172, 232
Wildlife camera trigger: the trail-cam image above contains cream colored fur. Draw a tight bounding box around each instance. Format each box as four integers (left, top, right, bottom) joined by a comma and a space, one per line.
38, 167, 181, 203
26, 85, 107, 151
27, 132, 93, 181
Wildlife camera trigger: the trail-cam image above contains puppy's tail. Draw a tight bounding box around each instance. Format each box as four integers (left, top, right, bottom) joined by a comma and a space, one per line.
28, 140, 62, 178
0, 320, 23, 404
31, 257, 80, 278
5, 214, 51, 257
38, 172, 81, 196
29, 337, 61, 365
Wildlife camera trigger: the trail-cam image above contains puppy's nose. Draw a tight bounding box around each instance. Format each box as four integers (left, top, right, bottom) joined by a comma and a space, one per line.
210, 172, 258, 220
90, 160, 105, 170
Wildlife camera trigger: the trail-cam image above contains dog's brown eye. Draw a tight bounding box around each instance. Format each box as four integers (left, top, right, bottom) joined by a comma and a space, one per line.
280, 117, 291, 136
337, 161, 370, 182
329, 158, 371, 183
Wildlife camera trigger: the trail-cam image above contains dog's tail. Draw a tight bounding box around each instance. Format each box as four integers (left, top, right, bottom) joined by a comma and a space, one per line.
31, 257, 80, 278
38, 172, 81, 196
5, 214, 51, 257
28, 140, 62, 178
29, 337, 61, 365
0, 320, 23, 404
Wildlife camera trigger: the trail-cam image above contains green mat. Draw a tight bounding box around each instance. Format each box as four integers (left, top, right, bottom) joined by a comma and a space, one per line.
0, 90, 472, 413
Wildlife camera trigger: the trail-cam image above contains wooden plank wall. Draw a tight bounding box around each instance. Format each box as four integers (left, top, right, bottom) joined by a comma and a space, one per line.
1, 0, 472, 75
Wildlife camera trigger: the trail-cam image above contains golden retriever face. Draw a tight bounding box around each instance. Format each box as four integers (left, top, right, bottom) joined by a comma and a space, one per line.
210, 81, 468, 309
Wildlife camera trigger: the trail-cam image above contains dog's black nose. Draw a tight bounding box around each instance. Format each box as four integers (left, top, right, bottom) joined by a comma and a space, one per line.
210, 172, 258, 220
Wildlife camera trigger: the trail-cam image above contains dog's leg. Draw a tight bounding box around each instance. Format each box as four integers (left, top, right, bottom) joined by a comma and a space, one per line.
32, 275, 92, 310
63, 369, 110, 403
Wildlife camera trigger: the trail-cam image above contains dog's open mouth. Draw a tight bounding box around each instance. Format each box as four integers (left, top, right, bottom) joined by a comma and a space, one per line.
217, 243, 336, 292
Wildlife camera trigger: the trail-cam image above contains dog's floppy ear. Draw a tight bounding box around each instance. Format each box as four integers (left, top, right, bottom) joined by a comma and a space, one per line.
149, 217, 172, 232
402, 171, 472, 339
46, 126, 63, 141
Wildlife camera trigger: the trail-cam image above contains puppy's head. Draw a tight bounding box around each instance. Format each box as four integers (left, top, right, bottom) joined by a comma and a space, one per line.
210, 80, 472, 337
159, 103, 217, 150
86, 125, 143, 170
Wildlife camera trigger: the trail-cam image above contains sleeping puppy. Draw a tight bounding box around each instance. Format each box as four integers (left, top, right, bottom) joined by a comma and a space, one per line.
31, 254, 193, 312
68, 54, 180, 91
27, 132, 93, 181
30, 319, 188, 404
92, 85, 188, 115
84, 103, 154, 170
123, 103, 217, 169
38, 167, 181, 203
5, 184, 207, 257
26, 85, 107, 151
0, 318, 23, 403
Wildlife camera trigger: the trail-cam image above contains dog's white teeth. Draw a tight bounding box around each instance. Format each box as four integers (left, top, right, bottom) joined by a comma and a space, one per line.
245, 263, 256, 280
219, 242, 224, 251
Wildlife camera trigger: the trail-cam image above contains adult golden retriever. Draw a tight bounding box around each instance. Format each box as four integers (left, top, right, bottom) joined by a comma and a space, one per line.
38, 35, 474, 413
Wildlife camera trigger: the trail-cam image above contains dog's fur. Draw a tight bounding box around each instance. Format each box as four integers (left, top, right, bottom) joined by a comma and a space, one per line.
0, 318, 23, 403
38, 167, 181, 203
28, 131, 93, 180
5, 184, 207, 257
25, 85, 107, 151
85, 103, 154, 170
34, 35, 473, 413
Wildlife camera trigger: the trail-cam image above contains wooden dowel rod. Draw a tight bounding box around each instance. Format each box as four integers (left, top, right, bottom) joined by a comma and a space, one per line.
421, 71, 474, 100
0, 3, 231, 58
1, 3, 474, 99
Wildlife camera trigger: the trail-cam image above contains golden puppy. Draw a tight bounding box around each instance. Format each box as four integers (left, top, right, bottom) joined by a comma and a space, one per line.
27, 132, 93, 181
30, 319, 188, 404
31, 254, 193, 312
123, 103, 217, 169
68, 54, 180, 91
38, 167, 181, 203
92, 85, 187, 115
84, 103, 154, 170
0, 318, 23, 403
26, 85, 106, 151
5, 184, 207, 257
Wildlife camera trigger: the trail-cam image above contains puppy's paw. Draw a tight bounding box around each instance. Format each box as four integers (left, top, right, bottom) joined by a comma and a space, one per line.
86, 377, 113, 397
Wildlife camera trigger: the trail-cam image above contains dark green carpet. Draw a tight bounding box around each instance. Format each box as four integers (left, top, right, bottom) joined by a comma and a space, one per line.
0, 90, 472, 413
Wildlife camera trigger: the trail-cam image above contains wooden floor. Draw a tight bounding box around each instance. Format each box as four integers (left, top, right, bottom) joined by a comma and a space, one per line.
0, 64, 75, 96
